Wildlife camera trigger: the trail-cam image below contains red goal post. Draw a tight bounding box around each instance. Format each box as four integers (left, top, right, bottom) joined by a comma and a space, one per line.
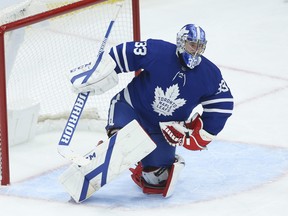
0, 0, 140, 186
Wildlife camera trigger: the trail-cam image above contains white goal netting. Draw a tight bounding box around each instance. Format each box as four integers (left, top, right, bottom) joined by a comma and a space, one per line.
0, 0, 139, 185
5, 0, 136, 121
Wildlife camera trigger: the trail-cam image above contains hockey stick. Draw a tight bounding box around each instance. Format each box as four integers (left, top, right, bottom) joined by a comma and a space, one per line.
58, 4, 123, 166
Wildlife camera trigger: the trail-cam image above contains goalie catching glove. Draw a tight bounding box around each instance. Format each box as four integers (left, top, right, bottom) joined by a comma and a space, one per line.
159, 113, 215, 151
68, 52, 119, 95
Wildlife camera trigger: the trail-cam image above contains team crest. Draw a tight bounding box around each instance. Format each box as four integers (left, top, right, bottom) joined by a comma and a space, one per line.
152, 84, 186, 116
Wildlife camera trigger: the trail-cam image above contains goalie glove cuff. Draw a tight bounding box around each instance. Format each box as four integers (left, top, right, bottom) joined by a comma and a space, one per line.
159, 113, 216, 151
184, 128, 215, 150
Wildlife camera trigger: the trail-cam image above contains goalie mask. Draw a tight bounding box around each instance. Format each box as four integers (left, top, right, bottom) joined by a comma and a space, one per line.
176, 24, 207, 69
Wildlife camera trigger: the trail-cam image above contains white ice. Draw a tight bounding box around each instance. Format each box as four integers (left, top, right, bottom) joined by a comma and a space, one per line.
1, 0, 288, 215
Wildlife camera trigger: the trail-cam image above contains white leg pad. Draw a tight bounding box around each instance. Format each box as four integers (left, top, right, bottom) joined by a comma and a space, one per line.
163, 155, 185, 197
59, 120, 156, 203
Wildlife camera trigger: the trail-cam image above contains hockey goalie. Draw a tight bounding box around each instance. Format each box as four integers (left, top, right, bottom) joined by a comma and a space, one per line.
60, 23, 233, 202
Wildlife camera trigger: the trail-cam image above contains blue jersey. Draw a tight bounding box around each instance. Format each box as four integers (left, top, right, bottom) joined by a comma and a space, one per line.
109, 39, 233, 135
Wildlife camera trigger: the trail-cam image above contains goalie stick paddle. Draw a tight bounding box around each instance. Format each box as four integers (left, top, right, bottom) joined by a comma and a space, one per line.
58, 4, 123, 166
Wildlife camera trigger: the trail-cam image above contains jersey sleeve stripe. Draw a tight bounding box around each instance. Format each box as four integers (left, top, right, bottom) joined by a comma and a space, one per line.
203, 108, 233, 114
124, 87, 134, 108
201, 98, 234, 105
112, 46, 124, 72
122, 42, 130, 72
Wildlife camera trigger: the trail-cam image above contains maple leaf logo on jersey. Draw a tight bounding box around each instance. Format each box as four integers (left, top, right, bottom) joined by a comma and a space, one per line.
152, 84, 186, 116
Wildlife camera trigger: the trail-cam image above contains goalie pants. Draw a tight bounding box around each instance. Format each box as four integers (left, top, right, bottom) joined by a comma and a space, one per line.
105, 88, 176, 168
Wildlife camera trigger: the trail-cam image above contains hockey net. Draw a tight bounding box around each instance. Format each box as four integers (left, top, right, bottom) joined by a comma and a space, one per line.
0, 0, 140, 185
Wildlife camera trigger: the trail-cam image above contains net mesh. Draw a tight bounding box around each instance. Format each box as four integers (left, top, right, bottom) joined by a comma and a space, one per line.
0, 0, 138, 184
6, 0, 135, 121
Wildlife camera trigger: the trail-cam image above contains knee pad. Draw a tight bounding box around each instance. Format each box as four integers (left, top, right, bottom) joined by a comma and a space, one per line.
142, 167, 169, 186
129, 154, 185, 197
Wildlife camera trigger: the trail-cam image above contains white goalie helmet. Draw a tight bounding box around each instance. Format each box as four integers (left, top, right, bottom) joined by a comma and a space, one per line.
176, 24, 207, 69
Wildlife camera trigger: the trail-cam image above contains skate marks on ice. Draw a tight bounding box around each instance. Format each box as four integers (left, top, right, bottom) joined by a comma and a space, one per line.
1, 141, 288, 209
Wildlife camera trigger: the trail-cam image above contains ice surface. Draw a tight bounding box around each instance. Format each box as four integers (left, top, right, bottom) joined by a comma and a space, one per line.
1, 0, 288, 216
